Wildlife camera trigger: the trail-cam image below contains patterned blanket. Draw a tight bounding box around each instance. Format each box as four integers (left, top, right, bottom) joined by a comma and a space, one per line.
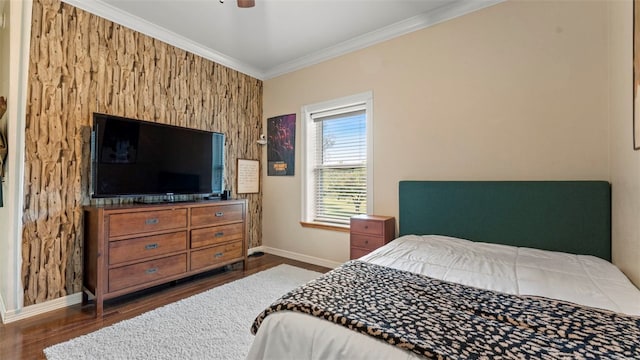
251, 261, 640, 359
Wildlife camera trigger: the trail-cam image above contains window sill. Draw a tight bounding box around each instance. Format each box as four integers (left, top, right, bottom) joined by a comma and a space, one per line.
300, 221, 350, 233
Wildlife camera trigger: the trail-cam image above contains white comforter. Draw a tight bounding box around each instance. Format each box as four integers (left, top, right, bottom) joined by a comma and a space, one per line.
247, 235, 640, 360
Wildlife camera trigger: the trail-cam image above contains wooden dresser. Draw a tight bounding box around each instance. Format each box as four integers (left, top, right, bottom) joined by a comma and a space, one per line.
350, 215, 395, 259
83, 199, 247, 316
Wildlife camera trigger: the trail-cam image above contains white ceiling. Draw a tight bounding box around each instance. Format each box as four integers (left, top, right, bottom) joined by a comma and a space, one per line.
62, 0, 502, 80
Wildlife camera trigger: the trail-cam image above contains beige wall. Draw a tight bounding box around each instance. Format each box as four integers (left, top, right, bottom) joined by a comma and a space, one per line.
263, 1, 611, 266
609, 0, 640, 286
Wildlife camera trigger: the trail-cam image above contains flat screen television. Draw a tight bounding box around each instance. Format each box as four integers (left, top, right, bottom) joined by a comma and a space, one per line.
91, 113, 225, 198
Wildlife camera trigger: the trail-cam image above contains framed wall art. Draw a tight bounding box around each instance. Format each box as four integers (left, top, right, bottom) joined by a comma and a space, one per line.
237, 159, 259, 194
267, 114, 296, 176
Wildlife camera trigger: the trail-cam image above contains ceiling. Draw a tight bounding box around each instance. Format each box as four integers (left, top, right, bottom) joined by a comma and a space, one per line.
62, 0, 502, 80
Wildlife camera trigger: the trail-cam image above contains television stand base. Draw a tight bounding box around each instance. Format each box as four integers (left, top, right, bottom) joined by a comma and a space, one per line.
133, 199, 198, 205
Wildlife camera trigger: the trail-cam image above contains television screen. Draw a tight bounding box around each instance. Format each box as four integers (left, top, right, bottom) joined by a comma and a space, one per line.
91, 113, 224, 198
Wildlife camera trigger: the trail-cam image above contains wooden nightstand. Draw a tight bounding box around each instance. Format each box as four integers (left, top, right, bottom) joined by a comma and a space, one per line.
350, 215, 395, 259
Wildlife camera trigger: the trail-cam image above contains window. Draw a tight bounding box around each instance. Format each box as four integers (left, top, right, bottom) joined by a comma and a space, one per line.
301, 92, 373, 228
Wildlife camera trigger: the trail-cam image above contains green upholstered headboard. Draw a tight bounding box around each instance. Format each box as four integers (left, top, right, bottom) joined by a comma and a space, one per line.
398, 181, 611, 260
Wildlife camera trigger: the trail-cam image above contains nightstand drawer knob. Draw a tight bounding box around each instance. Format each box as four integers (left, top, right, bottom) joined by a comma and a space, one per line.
214, 252, 224, 258
145, 218, 159, 225
145, 267, 159, 274
215, 232, 224, 237
145, 243, 159, 250
215, 212, 224, 217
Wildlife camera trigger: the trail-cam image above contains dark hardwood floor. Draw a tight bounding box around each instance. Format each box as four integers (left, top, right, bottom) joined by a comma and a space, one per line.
0, 254, 330, 360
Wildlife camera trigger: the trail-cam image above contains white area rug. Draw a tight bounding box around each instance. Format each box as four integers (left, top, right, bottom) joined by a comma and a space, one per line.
44, 265, 322, 360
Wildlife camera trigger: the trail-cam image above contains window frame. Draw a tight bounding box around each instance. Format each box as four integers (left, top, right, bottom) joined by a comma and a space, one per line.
300, 91, 374, 230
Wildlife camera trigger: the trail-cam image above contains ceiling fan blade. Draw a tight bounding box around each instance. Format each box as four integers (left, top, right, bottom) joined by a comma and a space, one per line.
237, 0, 255, 8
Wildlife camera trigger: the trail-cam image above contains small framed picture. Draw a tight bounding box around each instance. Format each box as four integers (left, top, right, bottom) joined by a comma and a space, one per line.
237, 159, 259, 194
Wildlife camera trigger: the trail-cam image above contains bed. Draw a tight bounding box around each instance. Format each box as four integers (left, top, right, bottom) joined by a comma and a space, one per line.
247, 181, 640, 359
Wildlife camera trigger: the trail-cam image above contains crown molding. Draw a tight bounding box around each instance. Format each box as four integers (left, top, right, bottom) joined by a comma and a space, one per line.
62, 0, 503, 81
262, 0, 504, 79
61, 0, 265, 79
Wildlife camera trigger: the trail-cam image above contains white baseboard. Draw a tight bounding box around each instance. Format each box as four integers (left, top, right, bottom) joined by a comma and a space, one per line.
248, 246, 265, 256
260, 246, 343, 269
1, 292, 82, 324
0, 293, 7, 324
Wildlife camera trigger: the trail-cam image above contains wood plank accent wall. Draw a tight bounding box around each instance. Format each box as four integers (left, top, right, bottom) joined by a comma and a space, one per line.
22, 0, 263, 305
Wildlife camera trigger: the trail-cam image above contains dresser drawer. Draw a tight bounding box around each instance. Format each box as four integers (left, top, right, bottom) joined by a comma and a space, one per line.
350, 218, 383, 236
190, 241, 243, 271
109, 209, 187, 238
109, 231, 187, 265
108, 254, 187, 293
191, 204, 243, 227
191, 223, 243, 249
350, 233, 385, 250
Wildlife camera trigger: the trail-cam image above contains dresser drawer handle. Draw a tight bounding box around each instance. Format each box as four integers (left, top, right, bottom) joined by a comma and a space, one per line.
145, 243, 159, 250
215, 212, 224, 217
364, 240, 369, 245
214, 252, 224, 258
364, 225, 368, 229
145, 218, 159, 225
214, 232, 224, 237
145, 267, 159, 274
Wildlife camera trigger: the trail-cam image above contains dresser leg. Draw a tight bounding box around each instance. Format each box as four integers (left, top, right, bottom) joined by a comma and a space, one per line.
96, 301, 103, 318
95, 296, 103, 318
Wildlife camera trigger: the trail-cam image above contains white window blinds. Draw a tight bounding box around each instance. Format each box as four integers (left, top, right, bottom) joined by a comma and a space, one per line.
310, 106, 367, 225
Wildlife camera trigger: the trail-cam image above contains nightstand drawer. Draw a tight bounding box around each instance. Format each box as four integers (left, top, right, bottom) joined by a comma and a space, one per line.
350, 234, 384, 250
350, 219, 383, 236
350, 247, 372, 260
